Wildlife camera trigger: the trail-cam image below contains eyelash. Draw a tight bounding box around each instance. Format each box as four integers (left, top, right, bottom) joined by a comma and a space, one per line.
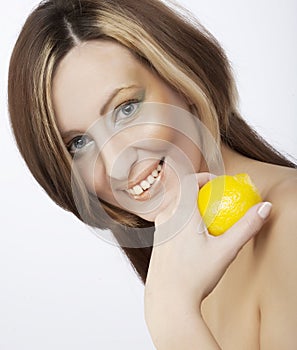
66, 97, 143, 155
114, 98, 142, 124
66, 134, 93, 156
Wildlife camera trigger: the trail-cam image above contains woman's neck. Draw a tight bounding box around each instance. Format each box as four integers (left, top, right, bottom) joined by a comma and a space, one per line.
220, 144, 254, 175
219, 143, 293, 201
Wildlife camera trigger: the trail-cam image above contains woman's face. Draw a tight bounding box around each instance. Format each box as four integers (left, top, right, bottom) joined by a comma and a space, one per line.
52, 40, 206, 222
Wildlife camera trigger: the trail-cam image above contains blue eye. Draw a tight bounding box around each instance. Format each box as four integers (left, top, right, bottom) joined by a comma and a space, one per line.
67, 134, 93, 155
114, 99, 141, 125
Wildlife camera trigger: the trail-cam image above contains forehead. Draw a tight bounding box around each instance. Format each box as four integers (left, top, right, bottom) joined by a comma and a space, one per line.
52, 40, 146, 132
53, 40, 138, 82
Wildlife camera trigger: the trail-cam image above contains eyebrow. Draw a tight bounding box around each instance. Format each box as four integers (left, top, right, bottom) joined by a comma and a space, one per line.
99, 84, 141, 116
61, 129, 85, 142
60, 84, 140, 141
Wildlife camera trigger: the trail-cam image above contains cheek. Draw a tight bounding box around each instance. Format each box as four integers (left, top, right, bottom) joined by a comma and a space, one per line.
174, 131, 202, 171
119, 124, 176, 151
138, 122, 201, 162
144, 125, 201, 168
74, 157, 109, 197
141, 124, 176, 143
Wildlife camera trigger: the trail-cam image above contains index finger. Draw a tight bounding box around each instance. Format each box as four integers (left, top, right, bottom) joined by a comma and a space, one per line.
196, 172, 217, 189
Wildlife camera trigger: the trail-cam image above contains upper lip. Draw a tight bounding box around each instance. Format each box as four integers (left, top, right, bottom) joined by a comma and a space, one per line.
125, 159, 162, 190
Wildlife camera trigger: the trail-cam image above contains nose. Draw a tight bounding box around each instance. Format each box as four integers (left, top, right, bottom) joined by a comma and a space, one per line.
99, 133, 138, 183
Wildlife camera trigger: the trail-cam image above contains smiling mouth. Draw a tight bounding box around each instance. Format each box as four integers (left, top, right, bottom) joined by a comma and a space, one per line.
126, 157, 165, 198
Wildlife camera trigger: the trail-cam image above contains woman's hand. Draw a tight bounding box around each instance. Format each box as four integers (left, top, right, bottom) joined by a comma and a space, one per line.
144, 172, 272, 347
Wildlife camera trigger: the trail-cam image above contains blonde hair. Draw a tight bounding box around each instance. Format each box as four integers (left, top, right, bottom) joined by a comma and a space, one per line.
8, 0, 295, 283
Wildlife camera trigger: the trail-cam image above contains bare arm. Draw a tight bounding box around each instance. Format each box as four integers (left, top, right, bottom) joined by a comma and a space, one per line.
144, 173, 272, 349
145, 290, 221, 349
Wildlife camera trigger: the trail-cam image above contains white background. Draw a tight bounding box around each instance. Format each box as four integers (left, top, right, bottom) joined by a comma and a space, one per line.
1, 1, 296, 349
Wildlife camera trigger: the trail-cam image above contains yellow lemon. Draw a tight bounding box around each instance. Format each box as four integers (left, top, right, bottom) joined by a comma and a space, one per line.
197, 173, 262, 236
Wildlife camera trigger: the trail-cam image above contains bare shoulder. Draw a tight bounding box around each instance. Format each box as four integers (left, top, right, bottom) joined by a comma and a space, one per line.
254, 168, 297, 349
254, 165, 297, 238
266, 169, 297, 241
255, 168, 297, 264
269, 169, 297, 228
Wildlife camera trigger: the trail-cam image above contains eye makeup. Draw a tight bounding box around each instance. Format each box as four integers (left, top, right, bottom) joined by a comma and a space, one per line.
65, 88, 145, 155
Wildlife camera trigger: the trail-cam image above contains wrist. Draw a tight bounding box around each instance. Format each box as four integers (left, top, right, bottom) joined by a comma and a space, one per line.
145, 287, 200, 318
145, 302, 220, 350
144, 289, 201, 334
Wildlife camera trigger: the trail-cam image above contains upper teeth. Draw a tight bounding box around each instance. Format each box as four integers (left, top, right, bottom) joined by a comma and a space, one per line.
128, 162, 163, 196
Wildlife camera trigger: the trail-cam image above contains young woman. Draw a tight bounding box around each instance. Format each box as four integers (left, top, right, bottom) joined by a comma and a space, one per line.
8, 0, 297, 348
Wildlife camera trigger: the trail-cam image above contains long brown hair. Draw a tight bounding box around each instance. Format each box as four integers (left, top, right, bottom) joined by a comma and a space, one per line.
8, 0, 296, 284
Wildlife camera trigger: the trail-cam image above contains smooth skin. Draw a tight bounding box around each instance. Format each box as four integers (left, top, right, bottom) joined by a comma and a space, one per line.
145, 172, 272, 349
52, 40, 297, 349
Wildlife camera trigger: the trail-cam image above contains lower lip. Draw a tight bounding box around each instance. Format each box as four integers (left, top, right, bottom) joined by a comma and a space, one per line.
128, 159, 166, 202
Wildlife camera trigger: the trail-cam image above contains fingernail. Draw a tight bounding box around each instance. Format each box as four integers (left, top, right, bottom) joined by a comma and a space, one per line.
257, 202, 272, 219
209, 173, 217, 180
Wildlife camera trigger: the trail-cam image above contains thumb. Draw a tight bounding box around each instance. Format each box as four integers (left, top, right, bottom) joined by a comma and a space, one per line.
218, 201, 272, 259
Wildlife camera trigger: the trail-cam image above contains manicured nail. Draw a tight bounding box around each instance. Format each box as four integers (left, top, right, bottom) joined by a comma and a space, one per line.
257, 202, 272, 219
209, 173, 217, 180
